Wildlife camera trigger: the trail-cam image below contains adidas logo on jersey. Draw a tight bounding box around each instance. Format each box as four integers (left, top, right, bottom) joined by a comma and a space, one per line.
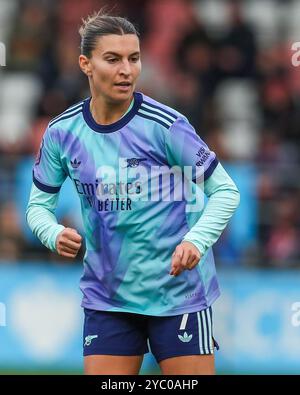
71, 158, 81, 168
178, 332, 193, 343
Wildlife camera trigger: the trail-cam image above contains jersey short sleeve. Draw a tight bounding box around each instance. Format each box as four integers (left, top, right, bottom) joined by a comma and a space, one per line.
165, 117, 218, 182
32, 126, 67, 193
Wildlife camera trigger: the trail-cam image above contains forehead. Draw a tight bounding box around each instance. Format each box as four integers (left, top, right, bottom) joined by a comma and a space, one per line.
94, 34, 140, 55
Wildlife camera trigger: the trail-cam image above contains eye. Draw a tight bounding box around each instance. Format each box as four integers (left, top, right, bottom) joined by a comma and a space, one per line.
131, 57, 140, 63
107, 58, 118, 63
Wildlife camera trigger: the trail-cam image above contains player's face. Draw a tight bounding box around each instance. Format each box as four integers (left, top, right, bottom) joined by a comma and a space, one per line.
81, 34, 141, 103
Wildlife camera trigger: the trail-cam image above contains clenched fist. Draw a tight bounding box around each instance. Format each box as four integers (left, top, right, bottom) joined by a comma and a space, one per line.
56, 227, 82, 258
170, 241, 201, 276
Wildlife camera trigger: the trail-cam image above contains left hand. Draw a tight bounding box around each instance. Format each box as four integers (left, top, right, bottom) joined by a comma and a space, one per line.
170, 241, 201, 277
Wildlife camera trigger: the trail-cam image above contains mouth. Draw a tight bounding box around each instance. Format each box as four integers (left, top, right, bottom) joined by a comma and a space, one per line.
115, 81, 132, 86
114, 82, 132, 91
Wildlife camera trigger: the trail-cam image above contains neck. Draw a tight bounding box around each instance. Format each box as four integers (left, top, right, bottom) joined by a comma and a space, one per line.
90, 93, 134, 125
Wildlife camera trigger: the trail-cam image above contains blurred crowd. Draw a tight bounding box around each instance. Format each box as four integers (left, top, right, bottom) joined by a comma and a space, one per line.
0, 0, 300, 268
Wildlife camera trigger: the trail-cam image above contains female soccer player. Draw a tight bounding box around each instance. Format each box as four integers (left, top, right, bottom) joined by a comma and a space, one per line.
26, 11, 240, 375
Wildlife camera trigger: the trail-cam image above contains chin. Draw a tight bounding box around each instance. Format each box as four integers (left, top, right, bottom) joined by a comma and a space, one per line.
110, 91, 133, 103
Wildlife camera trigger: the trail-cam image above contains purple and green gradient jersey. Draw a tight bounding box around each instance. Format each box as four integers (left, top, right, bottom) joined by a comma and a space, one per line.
32, 92, 220, 316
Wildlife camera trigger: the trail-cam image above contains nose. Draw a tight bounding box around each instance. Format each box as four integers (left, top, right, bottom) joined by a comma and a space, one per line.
119, 60, 131, 76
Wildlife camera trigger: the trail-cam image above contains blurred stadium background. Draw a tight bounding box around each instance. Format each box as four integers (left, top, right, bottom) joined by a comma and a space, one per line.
0, 0, 300, 374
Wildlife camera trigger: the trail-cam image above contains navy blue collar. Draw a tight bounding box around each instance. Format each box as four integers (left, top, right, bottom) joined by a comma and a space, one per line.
83, 92, 143, 133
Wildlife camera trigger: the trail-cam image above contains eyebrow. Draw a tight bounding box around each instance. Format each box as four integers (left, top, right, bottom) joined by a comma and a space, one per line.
102, 51, 140, 57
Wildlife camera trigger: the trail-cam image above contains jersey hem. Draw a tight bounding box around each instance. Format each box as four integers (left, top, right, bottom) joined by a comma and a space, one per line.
80, 288, 220, 317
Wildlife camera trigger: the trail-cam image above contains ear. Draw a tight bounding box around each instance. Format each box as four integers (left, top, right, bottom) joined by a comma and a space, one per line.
79, 55, 92, 77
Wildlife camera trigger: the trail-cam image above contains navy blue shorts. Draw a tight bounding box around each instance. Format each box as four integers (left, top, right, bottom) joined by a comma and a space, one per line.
83, 307, 219, 363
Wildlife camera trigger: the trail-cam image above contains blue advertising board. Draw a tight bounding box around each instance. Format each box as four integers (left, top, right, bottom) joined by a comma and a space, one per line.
0, 265, 299, 374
